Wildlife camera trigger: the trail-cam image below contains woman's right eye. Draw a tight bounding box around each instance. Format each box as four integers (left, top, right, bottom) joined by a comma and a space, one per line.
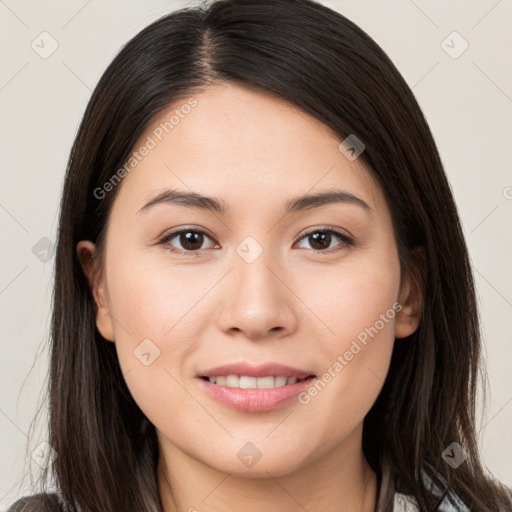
159, 229, 219, 255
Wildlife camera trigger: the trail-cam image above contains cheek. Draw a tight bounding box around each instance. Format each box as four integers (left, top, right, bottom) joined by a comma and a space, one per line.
105, 257, 203, 432
295, 249, 400, 349
293, 251, 400, 424
103, 251, 209, 401
105, 244, 215, 343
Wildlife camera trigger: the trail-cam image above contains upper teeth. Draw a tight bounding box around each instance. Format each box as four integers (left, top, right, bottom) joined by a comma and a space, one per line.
207, 375, 302, 388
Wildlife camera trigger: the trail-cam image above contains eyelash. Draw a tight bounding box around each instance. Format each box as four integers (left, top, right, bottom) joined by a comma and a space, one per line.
158, 226, 354, 256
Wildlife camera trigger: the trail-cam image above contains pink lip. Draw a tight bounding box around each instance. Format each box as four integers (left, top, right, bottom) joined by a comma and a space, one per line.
196, 376, 316, 412
198, 362, 315, 379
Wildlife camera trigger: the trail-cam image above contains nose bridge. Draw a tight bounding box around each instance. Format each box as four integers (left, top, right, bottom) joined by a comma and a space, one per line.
233, 240, 282, 313
216, 236, 297, 338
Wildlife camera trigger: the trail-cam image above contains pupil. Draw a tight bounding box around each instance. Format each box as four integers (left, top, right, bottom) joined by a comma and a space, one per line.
310, 231, 330, 250
181, 231, 203, 250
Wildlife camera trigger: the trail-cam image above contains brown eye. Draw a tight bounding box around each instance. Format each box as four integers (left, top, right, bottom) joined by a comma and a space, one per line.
295, 229, 353, 253
160, 229, 217, 254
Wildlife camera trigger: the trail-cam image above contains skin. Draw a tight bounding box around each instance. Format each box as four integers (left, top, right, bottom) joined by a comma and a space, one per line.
77, 82, 422, 512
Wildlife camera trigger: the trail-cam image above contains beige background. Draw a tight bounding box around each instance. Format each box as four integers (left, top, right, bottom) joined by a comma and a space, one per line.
1, 0, 511, 506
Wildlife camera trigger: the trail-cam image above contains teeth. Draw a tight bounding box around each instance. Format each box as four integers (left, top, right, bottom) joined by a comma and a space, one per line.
239, 376, 257, 389
207, 375, 304, 388
225, 375, 239, 387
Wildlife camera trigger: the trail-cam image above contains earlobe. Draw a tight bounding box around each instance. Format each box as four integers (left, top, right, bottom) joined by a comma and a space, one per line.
76, 240, 115, 342
395, 250, 424, 339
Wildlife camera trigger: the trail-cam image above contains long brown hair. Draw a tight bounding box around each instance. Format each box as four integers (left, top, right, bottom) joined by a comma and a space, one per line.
12, 0, 512, 510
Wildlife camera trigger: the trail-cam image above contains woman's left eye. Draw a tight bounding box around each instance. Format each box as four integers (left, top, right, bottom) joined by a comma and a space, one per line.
159, 227, 353, 255
294, 229, 353, 253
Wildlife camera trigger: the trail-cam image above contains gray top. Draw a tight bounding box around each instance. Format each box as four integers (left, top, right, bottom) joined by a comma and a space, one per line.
376, 458, 471, 511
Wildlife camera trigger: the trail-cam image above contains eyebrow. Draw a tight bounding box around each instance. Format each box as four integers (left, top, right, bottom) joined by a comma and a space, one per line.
137, 188, 372, 217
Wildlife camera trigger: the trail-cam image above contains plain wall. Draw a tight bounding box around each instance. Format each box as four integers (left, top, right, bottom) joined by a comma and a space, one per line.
1, 0, 511, 506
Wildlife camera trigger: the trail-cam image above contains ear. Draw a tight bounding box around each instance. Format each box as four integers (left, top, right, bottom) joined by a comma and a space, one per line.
76, 240, 115, 342
395, 248, 424, 339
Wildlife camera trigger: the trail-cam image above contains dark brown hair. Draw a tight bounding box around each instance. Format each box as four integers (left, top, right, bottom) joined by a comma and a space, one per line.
10, 0, 512, 510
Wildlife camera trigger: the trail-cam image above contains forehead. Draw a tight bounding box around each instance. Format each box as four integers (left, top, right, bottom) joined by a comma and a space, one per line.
112, 82, 385, 219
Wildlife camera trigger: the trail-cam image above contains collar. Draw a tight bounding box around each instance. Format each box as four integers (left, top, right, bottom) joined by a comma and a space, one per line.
375, 459, 470, 511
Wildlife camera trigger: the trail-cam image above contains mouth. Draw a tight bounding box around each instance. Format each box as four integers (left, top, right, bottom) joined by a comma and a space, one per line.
197, 373, 317, 412
196, 362, 317, 411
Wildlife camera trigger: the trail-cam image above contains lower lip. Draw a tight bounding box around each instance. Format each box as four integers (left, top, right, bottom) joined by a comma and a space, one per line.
196, 376, 316, 412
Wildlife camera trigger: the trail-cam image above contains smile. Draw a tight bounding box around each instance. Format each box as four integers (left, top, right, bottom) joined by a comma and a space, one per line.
197, 375, 317, 412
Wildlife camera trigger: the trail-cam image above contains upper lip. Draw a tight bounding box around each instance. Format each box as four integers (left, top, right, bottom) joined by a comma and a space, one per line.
199, 362, 316, 379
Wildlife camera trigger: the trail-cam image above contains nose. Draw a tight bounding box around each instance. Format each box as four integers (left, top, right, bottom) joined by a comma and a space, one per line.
216, 249, 298, 341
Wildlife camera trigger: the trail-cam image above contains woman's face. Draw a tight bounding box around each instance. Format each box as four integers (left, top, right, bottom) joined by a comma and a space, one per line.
78, 83, 420, 479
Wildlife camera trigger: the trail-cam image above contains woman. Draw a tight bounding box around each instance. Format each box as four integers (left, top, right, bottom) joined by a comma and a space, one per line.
8, 0, 512, 510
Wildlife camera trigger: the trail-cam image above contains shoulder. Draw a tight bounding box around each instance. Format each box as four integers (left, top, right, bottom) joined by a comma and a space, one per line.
6, 493, 65, 512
